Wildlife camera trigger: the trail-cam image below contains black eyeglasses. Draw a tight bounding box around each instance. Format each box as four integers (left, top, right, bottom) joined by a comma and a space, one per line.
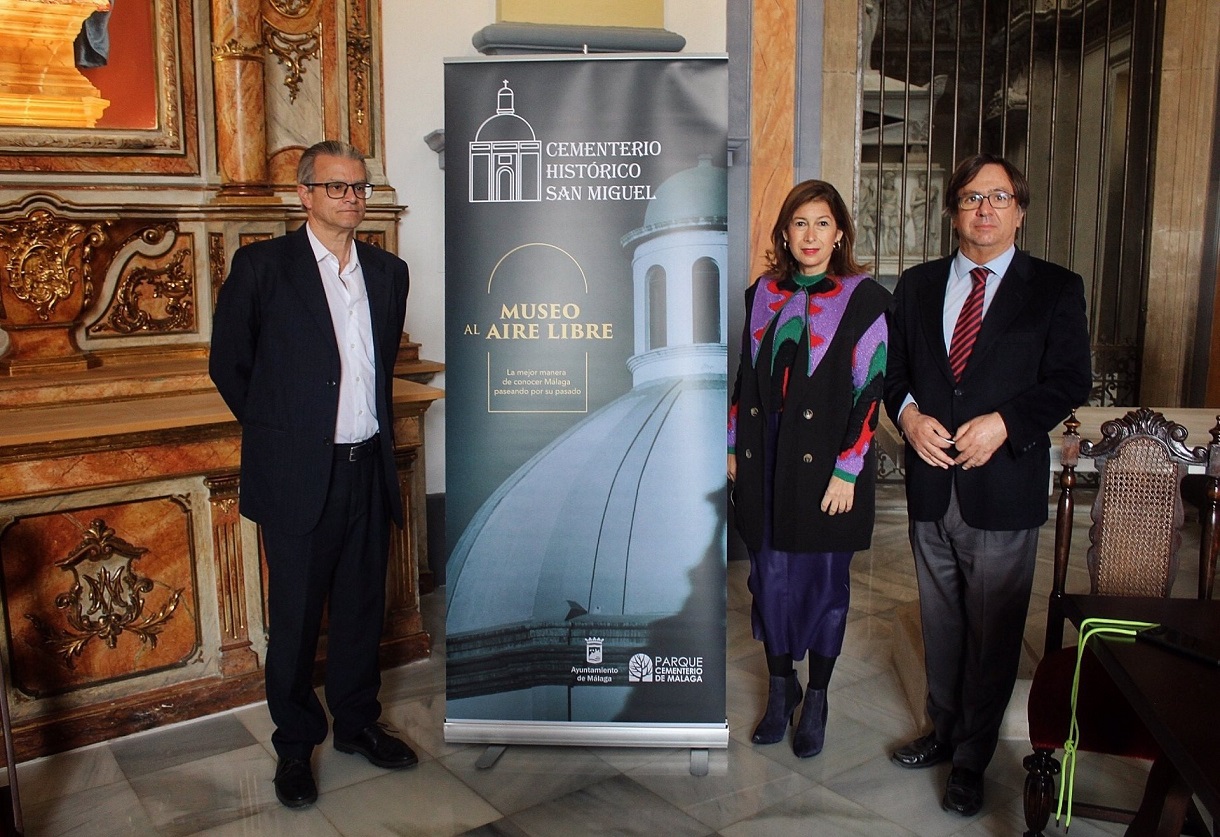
957, 190, 1015, 211
304, 181, 374, 199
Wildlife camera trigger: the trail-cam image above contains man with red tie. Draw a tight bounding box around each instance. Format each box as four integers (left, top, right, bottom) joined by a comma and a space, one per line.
884, 154, 1092, 817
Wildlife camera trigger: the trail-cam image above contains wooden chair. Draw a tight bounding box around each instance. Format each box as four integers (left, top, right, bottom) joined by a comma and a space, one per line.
1022, 407, 1220, 837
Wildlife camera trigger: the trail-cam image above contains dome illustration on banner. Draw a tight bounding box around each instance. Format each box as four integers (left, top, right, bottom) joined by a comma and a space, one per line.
469, 80, 542, 203
446, 157, 729, 722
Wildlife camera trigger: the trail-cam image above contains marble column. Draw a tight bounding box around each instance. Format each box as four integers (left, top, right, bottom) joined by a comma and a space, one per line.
211, 0, 271, 197
748, 0, 796, 281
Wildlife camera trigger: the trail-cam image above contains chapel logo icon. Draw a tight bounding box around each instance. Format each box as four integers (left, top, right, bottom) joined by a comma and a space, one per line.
628, 653, 654, 682
469, 80, 542, 203
585, 637, 604, 665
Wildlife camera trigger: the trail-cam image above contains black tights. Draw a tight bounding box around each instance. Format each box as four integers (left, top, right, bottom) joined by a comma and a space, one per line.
764, 650, 836, 689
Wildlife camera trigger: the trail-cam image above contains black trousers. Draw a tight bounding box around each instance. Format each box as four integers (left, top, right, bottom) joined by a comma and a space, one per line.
261, 442, 390, 760
910, 481, 1038, 773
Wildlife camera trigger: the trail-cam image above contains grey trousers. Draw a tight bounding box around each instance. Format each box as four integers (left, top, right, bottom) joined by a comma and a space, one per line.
910, 481, 1038, 773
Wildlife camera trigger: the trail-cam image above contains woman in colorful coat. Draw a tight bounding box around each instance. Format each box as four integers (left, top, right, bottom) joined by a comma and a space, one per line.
728, 179, 890, 757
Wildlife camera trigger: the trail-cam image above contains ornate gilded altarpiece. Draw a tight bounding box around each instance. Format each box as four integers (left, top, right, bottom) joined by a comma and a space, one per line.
0, 0, 440, 763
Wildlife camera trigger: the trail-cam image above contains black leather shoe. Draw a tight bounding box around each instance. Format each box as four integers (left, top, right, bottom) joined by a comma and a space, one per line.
942, 766, 984, 816
890, 732, 952, 769
273, 757, 317, 808
334, 723, 419, 769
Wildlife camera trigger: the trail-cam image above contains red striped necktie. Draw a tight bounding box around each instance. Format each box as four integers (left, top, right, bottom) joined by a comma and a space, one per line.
948, 266, 989, 382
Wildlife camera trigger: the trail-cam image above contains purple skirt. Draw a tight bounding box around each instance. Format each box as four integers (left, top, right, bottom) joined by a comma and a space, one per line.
748, 411, 853, 658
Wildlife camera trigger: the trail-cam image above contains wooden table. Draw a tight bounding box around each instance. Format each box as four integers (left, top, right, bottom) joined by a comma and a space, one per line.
1062, 594, 1220, 835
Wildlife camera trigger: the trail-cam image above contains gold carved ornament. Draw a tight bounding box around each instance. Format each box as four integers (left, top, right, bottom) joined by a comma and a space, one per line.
89, 248, 195, 335
264, 24, 320, 103
268, 0, 311, 16
25, 519, 184, 669
211, 38, 263, 62
346, 0, 371, 127
347, 31, 371, 126
209, 231, 225, 304
2, 209, 105, 320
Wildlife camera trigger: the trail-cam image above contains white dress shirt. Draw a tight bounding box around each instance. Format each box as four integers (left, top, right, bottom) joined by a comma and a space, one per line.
307, 224, 379, 444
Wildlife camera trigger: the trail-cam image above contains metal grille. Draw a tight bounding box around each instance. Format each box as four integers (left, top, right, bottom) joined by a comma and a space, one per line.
859, 0, 1161, 405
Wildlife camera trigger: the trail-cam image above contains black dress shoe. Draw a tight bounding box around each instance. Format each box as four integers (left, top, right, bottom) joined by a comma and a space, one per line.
334, 723, 419, 769
890, 732, 952, 769
942, 766, 984, 816
273, 757, 317, 808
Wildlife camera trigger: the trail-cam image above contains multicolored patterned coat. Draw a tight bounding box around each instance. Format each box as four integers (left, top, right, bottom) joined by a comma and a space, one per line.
729, 273, 890, 552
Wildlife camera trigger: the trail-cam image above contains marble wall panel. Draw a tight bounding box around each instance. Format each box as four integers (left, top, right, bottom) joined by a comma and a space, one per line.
0, 438, 242, 499
0, 366, 213, 410
0, 496, 201, 698
264, 25, 325, 159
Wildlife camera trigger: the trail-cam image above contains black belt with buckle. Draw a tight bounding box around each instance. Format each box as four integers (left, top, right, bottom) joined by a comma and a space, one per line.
334, 433, 379, 462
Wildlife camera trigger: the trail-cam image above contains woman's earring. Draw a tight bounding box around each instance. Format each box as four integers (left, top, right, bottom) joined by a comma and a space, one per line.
834, 239, 842, 249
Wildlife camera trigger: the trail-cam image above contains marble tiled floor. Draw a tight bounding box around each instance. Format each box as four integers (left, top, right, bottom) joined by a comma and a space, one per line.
6, 486, 1200, 836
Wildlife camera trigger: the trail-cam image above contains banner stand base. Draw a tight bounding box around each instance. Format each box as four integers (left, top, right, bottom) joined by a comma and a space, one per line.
457, 733, 721, 777
445, 719, 730, 756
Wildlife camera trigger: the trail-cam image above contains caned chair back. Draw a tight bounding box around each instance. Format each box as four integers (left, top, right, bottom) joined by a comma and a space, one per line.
1087, 433, 1184, 597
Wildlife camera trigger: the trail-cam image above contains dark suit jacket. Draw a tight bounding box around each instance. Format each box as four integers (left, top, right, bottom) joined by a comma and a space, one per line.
883, 249, 1091, 531
209, 225, 410, 535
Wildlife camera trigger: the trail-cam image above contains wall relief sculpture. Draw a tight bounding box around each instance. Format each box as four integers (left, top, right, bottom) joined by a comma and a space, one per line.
26, 517, 184, 668
1, 498, 200, 698
88, 235, 196, 336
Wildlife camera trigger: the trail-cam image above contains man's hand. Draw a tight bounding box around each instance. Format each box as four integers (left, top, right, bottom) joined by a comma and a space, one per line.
953, 412, 1007, 469
727, 453, 737, 483
899, 404, 956, 469
820, 475, 856, 515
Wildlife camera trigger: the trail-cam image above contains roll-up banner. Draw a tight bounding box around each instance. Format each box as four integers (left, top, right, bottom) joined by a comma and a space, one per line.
443, 55, 729, 749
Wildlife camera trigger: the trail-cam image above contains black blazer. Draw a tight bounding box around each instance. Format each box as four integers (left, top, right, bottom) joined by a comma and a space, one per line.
883, 249, 1091, 531
209, 225, 410, 535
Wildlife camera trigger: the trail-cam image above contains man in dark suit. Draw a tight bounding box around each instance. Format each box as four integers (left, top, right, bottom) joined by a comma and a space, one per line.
210, 140, 416, 808
884, 154, 1091, 817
